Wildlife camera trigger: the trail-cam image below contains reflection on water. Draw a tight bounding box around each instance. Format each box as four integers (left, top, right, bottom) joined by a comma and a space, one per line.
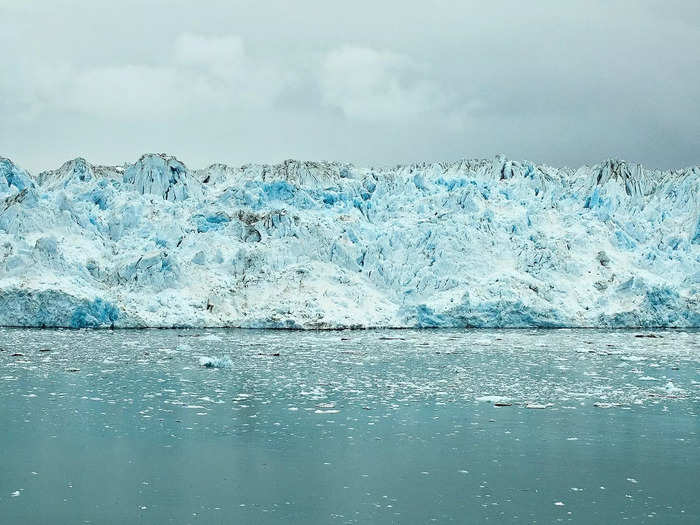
0, 328, 698, 523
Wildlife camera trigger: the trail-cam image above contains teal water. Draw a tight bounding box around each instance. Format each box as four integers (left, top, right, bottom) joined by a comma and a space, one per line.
0, 329, 698, 524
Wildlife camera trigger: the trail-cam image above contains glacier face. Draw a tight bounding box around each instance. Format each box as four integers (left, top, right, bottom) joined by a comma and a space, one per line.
0, 153, 698, 328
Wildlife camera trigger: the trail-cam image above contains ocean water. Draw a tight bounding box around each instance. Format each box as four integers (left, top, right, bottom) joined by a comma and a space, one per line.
0, 328, 697, 524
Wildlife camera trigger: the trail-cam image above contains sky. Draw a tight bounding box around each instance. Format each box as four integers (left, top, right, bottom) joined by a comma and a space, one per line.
1, 0, 699, 173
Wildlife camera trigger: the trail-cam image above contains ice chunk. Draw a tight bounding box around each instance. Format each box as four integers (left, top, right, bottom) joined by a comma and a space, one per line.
198, 356, 232, 368
476, 395, 511, 403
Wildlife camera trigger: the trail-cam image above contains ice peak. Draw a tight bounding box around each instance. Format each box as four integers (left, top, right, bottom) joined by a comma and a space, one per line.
38, 157, 95, 187
0, 157, 34, 195
123, 153, 196, 201
135, 152, 186, 165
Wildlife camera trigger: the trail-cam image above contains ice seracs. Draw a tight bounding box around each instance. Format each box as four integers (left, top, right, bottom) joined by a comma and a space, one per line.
1, 157, 34, 198
123, 153, 200, 201
0, 153, 697, 328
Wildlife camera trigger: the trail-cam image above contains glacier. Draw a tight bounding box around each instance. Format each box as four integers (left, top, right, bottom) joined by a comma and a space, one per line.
0, 153, 697, 328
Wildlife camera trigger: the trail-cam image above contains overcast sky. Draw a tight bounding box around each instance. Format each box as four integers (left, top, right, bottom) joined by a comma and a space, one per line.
2, 0, 698, 173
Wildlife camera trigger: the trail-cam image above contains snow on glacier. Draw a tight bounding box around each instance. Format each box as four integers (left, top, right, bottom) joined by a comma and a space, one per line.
0, 153, 697, 328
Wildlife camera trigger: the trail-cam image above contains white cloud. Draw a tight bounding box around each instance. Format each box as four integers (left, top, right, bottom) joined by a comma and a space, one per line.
66, 65, 180, 118
319, 46, 446, 120
170, 33, 287, 109
3, 33, 287, 121
174, 33, 246, 68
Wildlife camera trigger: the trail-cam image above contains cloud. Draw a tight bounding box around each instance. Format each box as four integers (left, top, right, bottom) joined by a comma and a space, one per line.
174, 33, 246, 68
169, 33, 288, 110
67, 65, 180, 118
1, 1, 698, 172
319, 46, 447, 120
2, 33, 287, 121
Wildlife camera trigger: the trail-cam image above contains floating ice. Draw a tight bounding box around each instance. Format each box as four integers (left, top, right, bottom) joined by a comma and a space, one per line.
662, 381, 685, 396
593, 402, 622, 408
198, 356, 232, 369
476, 395, 511, 403
0, 154, 697, 328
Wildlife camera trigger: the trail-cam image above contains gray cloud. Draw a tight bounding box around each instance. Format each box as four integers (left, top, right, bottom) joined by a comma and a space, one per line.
1, 0, 698, 172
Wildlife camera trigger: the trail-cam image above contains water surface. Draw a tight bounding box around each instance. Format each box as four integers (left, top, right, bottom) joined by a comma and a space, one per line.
0, 329, 698, 523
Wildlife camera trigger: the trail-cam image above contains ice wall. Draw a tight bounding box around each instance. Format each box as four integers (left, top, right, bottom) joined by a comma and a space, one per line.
0, 153, 697, 328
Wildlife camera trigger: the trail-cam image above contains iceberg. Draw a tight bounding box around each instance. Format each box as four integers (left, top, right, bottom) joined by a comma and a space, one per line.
0, 153, 697, 328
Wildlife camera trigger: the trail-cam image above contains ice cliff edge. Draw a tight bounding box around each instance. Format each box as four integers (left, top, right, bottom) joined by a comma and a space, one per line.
0, 153, 698, 328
